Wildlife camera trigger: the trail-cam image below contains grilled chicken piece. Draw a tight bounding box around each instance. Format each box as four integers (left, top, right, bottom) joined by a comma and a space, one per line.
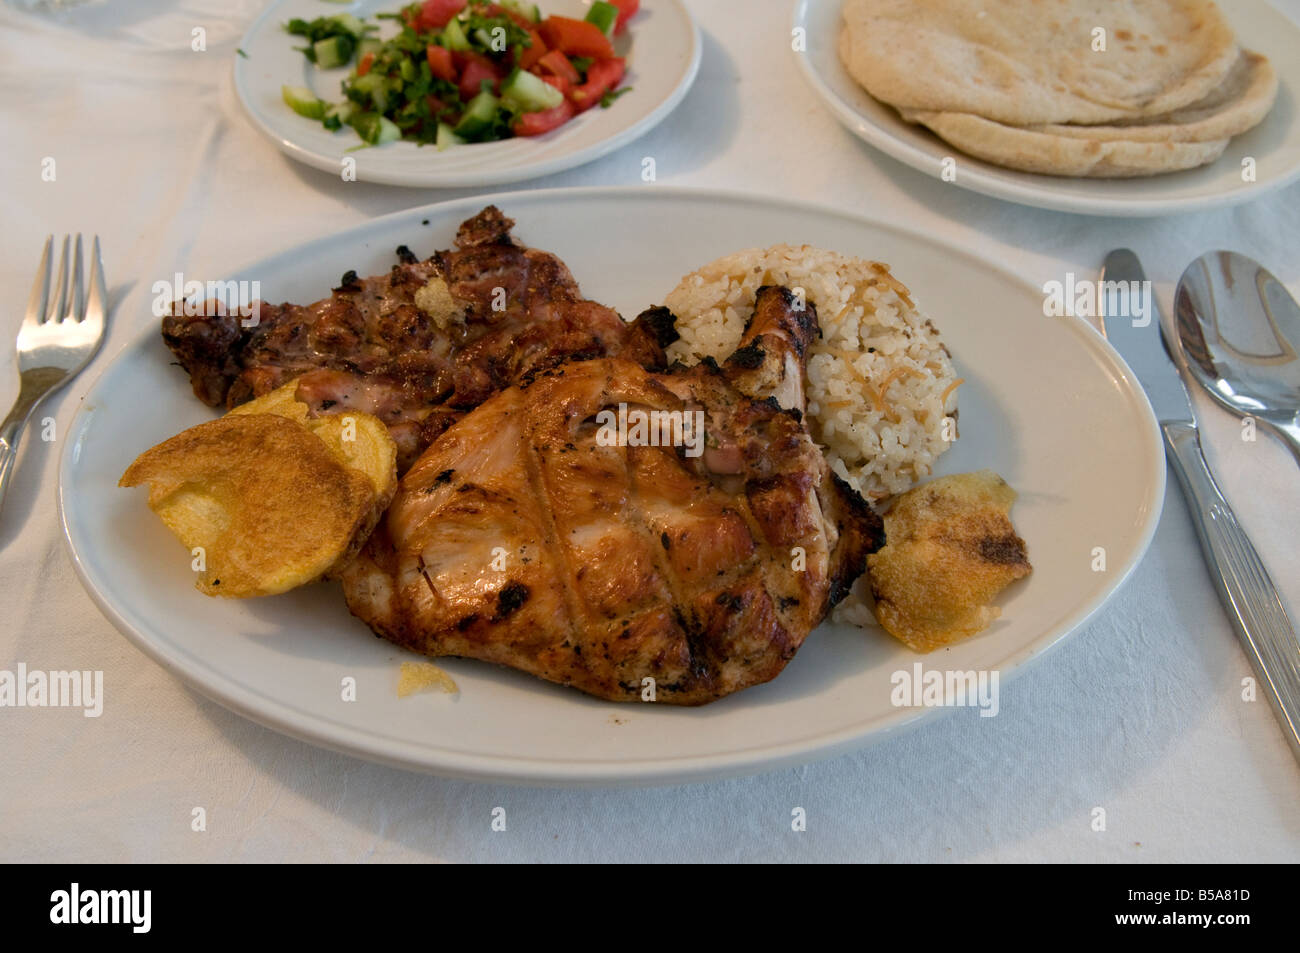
342, 286, 884, 705
161, 206, 674, 472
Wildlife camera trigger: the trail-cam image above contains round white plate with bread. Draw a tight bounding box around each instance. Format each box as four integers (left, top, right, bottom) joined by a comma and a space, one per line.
60, 188, 1163, 785
793, 0, 1300, 216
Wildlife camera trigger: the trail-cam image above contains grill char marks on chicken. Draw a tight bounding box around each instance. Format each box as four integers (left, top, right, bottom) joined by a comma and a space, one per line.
341, 286, 884, 705
161, 206, 673, 472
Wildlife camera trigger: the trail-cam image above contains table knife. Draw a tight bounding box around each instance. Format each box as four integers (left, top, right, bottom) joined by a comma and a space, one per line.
1100, 248, 1300, 765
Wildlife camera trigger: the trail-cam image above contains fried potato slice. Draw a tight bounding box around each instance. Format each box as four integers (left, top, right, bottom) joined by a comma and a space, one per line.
397, 660, 459, 697
120, 414, 386, 598
226, 379, 397, 501
867, 470, 1031, 652
303, 413, 395, 498
227, 381, 311, 423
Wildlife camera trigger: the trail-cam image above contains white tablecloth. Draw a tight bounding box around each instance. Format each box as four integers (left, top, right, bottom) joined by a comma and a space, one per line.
3, 0, 1297, 863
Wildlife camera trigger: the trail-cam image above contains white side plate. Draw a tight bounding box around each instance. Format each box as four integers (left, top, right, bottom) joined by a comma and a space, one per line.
792, 0, 1300, 216
234, 0, 700, 187
60, 187, 1164, 785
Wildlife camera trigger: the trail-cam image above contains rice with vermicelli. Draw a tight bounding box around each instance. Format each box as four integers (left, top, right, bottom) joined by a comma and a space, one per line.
663, 245, 959, 502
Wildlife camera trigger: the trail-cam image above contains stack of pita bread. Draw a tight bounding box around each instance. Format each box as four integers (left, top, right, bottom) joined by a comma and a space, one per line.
839, 0, 1277, 177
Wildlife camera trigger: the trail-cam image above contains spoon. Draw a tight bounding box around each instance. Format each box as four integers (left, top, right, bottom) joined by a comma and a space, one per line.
1174, 251, 1300, 467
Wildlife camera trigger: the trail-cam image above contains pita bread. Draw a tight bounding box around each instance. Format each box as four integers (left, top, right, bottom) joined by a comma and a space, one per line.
901, 109, 1230, 177
840, 0, 1240, 126
1032, 50, 1277, 143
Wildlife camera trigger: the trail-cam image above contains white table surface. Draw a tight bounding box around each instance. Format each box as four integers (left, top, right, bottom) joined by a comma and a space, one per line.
2, 0, 1297, 863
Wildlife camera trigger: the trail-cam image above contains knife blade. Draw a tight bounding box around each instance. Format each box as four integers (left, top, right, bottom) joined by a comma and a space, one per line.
1099, 248, 1193, 422
1100, 248, 1300, 766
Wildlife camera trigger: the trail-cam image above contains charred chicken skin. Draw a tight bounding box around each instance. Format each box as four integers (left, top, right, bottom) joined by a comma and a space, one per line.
161, 206, 674, 471
342, 286, 884, 705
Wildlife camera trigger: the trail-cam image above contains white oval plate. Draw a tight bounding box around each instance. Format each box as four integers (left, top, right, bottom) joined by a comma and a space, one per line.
792, 0, 1300, 217
234, 0, 700, 187
60, 187, 1164, 786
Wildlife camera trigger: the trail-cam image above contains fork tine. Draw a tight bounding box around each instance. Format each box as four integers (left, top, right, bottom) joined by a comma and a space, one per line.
84, 236, 107, 329
49, 235, 69, 324
24, 236, 53, 328
66, 234, 84, 322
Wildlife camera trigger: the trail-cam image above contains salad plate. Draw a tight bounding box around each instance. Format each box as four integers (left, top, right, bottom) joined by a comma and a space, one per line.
234, 0, 700, 187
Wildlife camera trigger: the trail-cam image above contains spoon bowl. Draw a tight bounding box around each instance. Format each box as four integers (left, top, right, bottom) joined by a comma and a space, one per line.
1174, 251, 1300, 465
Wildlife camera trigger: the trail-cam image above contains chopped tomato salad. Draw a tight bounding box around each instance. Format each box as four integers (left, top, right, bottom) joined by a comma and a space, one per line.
281, 0, 637, 147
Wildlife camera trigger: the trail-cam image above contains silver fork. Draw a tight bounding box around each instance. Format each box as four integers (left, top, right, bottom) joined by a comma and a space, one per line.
0, 235, 108, 517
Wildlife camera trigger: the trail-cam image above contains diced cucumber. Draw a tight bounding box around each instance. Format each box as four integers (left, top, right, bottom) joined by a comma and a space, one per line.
442, 17, 472, 52
585, 1, 618, 37
281, 85, 327, 119
325, 101, 354, 124
351, 71, 389, 111
350, 111, 401, 145
329, 13, 366, 37
351, 72, 383, 93
474, 27, 501, 52
322, 100, 352, 130
453, 90, 500, 139
313, 34, 354, 69
500, 68, 563, 112
399, 57, 416, 82
357, 37, 382, 59
501, 0, 541, 23
436, 122, 465, 151
373, 116, 401, 144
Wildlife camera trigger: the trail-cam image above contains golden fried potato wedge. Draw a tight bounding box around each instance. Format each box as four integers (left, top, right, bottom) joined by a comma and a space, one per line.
867, 470, 1031, 652
224, 379, 397, 501
300, 410, 398, 571
302, 412, 396, 499
226, 380, 310, 423
120, 414, 380, 598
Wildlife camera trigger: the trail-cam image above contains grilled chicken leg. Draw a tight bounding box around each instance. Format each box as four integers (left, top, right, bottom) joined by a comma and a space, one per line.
342, 286, 884, 705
